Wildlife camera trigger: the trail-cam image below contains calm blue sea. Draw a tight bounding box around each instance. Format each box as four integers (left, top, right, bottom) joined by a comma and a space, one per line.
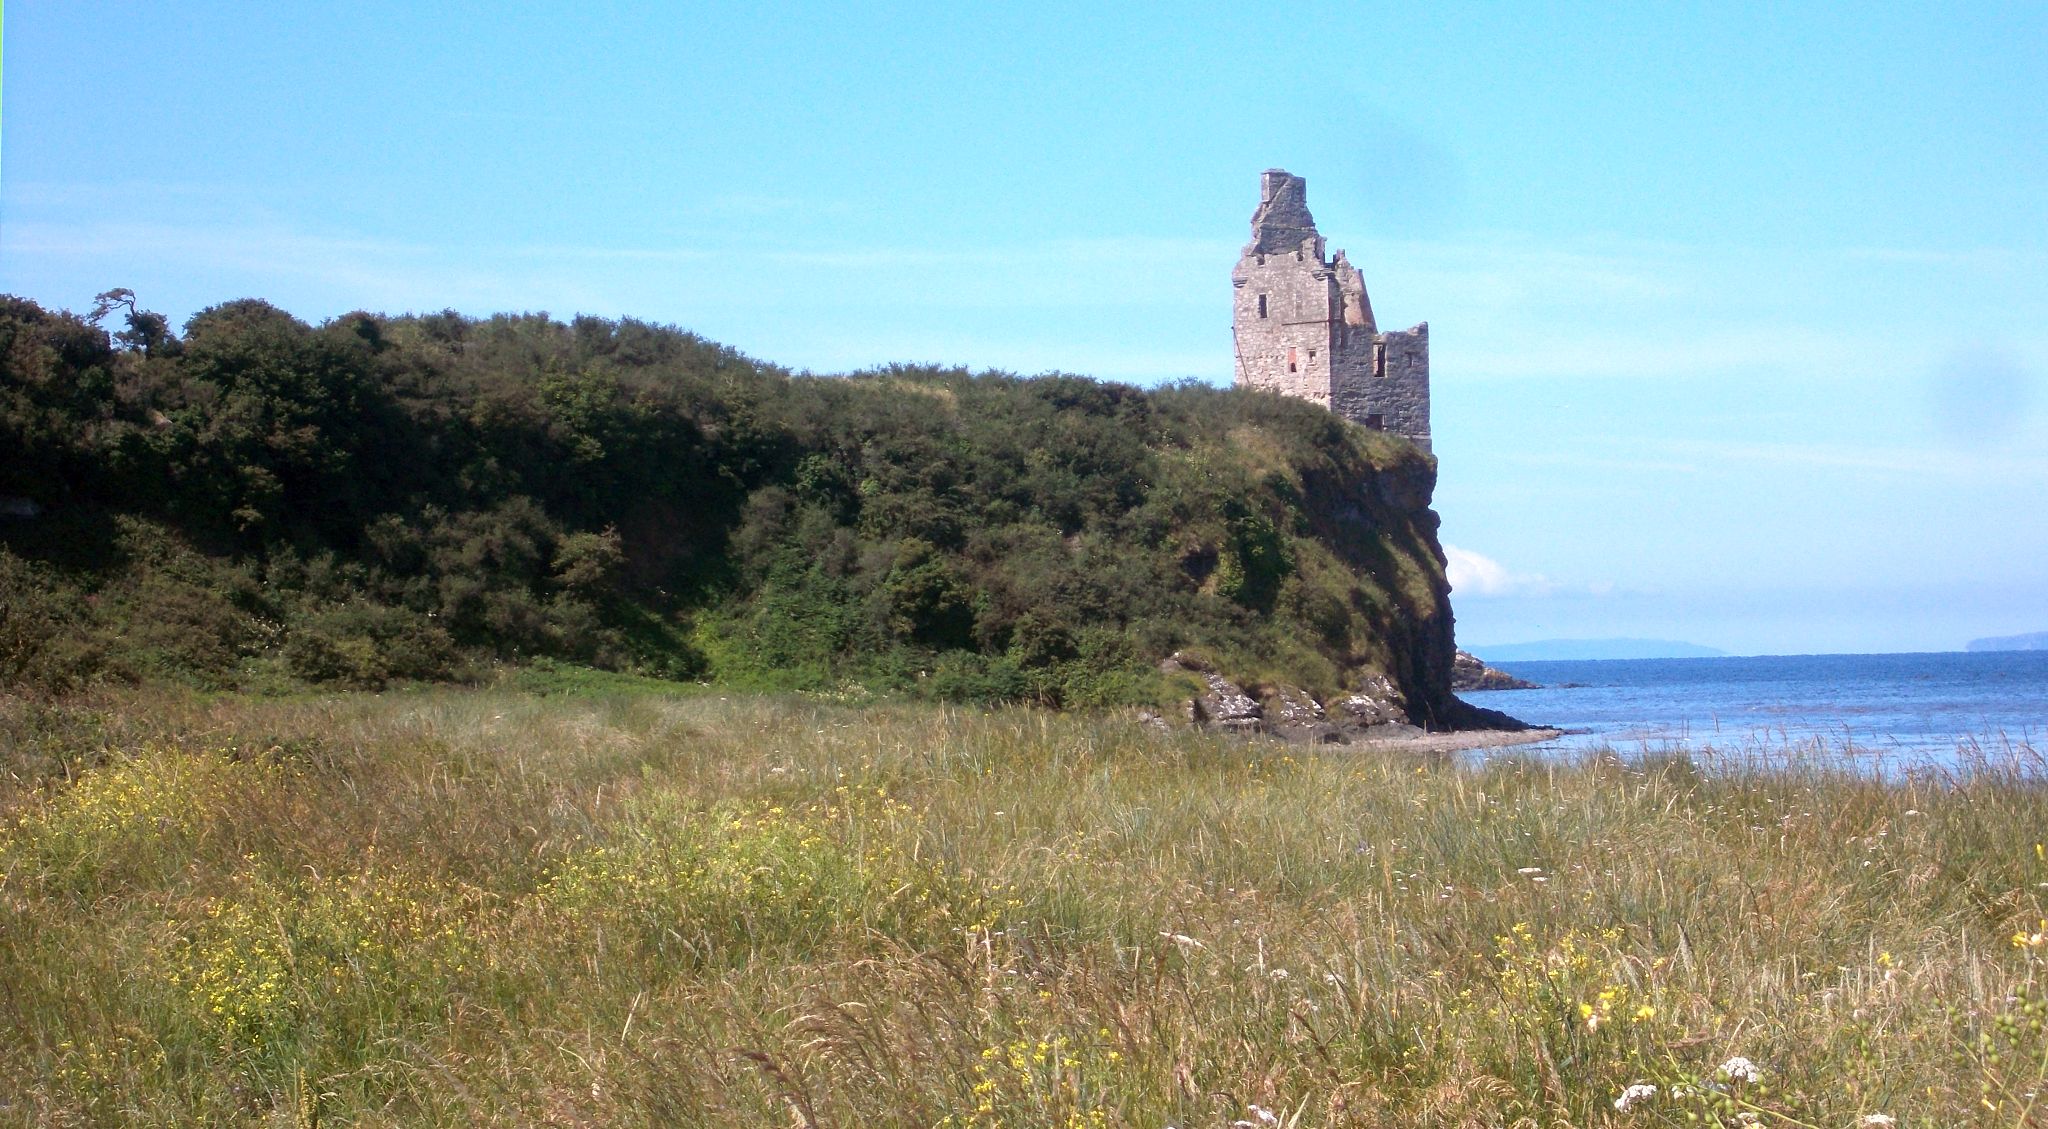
1472, 651, 2048, 771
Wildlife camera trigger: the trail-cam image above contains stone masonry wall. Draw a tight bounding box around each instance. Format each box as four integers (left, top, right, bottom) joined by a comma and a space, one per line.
1232, 238, 1338, 408
1231, 169, 1431, 453
1330, 323, 1431, 454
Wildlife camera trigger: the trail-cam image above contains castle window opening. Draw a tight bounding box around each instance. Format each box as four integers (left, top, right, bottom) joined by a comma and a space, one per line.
1287, 347, 1298, 373
1257, 294, 1267, 319
1372, 342, 1387, 378
1365, 414, 1384, 430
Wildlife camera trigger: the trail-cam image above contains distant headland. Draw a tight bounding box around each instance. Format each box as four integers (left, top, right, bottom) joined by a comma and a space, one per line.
1966, 631, 2048, 653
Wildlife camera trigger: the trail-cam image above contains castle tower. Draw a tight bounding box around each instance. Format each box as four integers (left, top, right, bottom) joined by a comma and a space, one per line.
1230, 169, 1431, 452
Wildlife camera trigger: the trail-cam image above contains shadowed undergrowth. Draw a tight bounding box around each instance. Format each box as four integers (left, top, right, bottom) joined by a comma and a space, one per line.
1, 688, 2043, 1126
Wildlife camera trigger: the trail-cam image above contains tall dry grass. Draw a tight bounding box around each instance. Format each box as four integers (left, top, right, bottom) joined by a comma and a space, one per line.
1, 687, 2043, 1126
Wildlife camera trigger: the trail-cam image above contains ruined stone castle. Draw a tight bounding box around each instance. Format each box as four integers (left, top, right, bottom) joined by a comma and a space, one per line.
1231, 169, 1431, 452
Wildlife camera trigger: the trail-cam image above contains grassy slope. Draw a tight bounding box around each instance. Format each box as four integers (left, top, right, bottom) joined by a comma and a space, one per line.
2, 687, 2043, 1126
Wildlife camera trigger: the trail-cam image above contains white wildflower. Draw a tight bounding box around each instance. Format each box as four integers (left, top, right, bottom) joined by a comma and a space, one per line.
1613, 1083, 1658, 1112
1159, 932, 1204, 949
1861, 1115, 1896, 1127
1249, 1105, 1280, 1125
1517, 867, 1544, 876
1718, 1055, 1763, 1083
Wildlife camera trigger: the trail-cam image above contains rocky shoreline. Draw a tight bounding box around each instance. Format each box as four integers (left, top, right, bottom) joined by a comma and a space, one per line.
1143, 651, 1560, 748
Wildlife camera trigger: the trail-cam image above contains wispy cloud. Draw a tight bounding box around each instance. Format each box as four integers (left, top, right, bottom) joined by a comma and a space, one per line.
1658, 436, 2048, 479
1838, 245, 2032, 268
1449, 327, 1892, 382
1365, 233, 2048, 384
1, 215, 1241, 378
4, 216, 1232, 301
1443, 544, 1616, 600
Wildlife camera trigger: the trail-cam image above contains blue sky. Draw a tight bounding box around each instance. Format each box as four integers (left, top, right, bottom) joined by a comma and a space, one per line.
4, 2, 2044, 654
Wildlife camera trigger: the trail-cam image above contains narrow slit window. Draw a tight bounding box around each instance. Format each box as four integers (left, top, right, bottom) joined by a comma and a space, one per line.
1372, 342, 1387, 378
1257, 294, 1267, 319
1287, 347, 1298, 373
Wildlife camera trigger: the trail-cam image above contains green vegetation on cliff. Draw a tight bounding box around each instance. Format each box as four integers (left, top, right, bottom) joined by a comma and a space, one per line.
1, 294, 1458, 717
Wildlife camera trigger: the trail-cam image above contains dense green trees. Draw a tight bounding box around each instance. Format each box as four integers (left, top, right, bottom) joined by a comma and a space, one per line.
0, 294, 1453, 707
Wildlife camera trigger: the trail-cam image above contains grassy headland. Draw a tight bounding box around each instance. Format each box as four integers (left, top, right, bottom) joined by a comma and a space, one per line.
3, 686, 2043, 1126
2, 295, 1461, 721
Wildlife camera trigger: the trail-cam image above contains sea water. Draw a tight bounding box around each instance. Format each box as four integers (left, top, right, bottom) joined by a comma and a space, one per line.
1472, 650, 2048, 772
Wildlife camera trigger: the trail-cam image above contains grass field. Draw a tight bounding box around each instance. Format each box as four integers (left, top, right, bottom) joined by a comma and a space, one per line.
2, 686, 2044, 1126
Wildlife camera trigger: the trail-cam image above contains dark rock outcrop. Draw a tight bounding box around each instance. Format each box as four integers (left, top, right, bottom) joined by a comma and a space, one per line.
1160, 654, 1535, 742
1267, 684, 1353, 745
1451, 649, 1538, 691
1332, 672, 1407, 728
1161, 652, 1264, 732
1268, 684, 1325, 728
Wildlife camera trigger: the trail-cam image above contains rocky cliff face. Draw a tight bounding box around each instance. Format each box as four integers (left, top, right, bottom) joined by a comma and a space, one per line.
1298, 440, 1487, 730
1157, 426, 1526, 736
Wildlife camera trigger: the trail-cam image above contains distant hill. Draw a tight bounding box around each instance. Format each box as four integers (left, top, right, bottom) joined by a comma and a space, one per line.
1471, 638, 1728, 662
1966, 631, 2048, 653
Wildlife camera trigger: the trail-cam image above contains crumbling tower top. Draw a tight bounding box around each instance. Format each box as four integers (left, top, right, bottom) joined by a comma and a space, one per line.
1247, 169, 1321, 256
